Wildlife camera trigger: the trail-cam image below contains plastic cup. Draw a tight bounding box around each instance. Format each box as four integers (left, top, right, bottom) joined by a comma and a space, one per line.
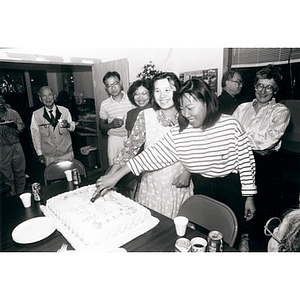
191, 237, 207, 252
64, 170, 72, 182
19, 192, 32, 208
174, 216, 188, 236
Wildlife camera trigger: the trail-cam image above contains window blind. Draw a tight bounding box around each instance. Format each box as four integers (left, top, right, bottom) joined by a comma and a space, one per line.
231, 48, 300, 68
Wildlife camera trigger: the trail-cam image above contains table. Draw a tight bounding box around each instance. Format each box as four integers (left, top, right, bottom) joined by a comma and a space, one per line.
1, 174, 237, 252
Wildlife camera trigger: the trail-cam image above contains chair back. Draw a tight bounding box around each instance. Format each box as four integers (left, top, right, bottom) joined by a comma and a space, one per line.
177, 195, 238, 247
44, 159, 87, 186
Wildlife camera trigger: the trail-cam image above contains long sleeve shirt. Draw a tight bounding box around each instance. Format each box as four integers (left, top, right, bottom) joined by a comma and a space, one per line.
0, 108, 25, 146
233, 98, 291, 151
126, 114, 257, 197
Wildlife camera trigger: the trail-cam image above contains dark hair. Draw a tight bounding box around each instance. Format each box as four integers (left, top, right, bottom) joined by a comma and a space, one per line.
151, 72, 181, 111
57, 90, 70, 107
221, 69, 242, 88
102, 71, 121, 85
127, 79, 152, 106
174, 78, 221, 131
254, 64, 283, 91
278, 209, 300, 252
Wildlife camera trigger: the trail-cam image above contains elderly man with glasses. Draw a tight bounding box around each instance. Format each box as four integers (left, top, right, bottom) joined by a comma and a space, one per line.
218, 69, 245, 115
265, 209, 300, 252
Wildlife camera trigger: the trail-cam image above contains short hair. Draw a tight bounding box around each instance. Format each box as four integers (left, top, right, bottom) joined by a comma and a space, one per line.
102, 71, 121, 85
127, 79, 152, 106
38, 86, 55, 97
174, 78, 221, 131
151, 72, 181, 111
221, 69, 242, 88
278, 209, 300, 252
254, 64, 283, 91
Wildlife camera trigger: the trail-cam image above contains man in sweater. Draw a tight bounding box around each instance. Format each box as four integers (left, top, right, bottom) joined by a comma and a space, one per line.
218, 69, 244, 115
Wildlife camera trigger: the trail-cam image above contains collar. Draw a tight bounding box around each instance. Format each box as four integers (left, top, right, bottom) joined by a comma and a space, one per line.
45, 105, 57, 113
222, 89, 236, 100
252, 97, 276, 108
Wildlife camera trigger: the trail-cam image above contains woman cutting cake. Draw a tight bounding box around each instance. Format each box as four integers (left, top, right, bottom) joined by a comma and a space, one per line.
97, 78, 256, 247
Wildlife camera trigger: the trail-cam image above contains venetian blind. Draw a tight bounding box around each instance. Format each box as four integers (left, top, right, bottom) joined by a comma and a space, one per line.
231, 48, 300, 68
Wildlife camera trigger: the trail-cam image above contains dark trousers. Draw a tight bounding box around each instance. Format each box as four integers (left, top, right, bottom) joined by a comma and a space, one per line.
253, 151, 281, 215
191, 173, 245, 248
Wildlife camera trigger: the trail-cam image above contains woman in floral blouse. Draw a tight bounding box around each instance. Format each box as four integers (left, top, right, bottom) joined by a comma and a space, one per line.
106, 72, 193, 219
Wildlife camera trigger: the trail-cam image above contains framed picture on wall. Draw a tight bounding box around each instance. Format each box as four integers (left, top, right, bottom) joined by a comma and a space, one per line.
179, 68, 218, 95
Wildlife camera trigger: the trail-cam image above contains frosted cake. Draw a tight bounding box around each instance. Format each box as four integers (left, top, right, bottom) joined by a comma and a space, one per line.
40, 185, 159, 251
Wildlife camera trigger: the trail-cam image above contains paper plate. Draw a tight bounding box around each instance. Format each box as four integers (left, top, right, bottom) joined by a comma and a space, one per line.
12, 217, 56, 244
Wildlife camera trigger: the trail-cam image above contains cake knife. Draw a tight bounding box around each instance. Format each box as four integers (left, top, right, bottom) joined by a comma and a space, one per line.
90, 187, 110, 203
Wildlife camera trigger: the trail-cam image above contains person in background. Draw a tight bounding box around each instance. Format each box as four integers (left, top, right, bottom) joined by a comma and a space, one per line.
101, 72, 193, 219
266, 209, 300, 252
99, 71, 135, 166
30, 86, 75, 166
0, 93, 26, 195
218, 69, 244, 115
97, 78, 256, 242
57, 90, 78, 121
125, 79, 152, 136
233, 64, 291, 251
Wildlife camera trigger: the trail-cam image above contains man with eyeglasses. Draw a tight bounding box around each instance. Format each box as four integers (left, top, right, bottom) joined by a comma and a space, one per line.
218, 69, 244, 115
99, 72, 135, 166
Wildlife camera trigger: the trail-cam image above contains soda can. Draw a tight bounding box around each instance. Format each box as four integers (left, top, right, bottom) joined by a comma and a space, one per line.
31, 182, 42, 202
207, 231, 223, 252
175, 238, 191, 252
72, 168, 81, 185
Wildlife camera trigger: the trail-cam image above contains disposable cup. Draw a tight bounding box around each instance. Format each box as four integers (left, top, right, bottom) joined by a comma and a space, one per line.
174, 216, 188, 236
64, 170, 72, 182
191, 237, 207, 252
19, 192, 32, 208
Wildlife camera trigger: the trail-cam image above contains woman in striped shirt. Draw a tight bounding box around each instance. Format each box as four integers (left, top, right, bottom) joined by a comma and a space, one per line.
97, 79, 257, 245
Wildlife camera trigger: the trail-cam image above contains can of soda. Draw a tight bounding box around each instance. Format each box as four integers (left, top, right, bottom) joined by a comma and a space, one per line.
72, 168, 81, 185
31, 182, 42, 202
207, 231, 223, 252
175, 238, 191, 252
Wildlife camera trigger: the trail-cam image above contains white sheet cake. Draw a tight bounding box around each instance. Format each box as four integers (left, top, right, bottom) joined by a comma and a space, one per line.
40, 184, 159, 251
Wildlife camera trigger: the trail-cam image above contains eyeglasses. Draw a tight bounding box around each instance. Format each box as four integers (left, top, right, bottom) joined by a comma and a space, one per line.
230, 80, 244, 86
264, 217, 281, 243
256, 83, 276, 93
41, 94, 54, 100
106, 81, 120, 89
133, 92, 149, 98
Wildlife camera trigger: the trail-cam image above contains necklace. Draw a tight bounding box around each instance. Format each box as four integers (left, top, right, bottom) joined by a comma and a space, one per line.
156, 110, 179, 127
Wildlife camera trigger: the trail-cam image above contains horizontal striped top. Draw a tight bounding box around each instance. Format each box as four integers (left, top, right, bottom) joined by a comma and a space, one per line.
99, 92, 135, 137
127, 114, 257, 196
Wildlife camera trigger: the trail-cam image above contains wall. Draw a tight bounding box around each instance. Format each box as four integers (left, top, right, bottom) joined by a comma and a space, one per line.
173, 48, 224, 95
46, 72, 63, 94
68, 48, 224, 94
